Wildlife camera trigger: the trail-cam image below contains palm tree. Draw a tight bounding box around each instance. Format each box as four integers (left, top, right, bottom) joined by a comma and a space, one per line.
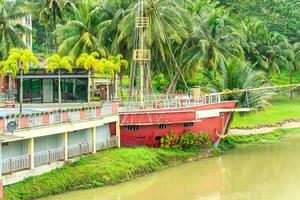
34, 0, 74, 52
76, 52, 102, 103
5, 48, 38, 113
258, 32, 291, 79
203, 58, 271, 108
56, 0, 106, 58
174, 3, 243, 94
108, 54, 128, 99
46, 54, 72, 105
0, 0, 28, 59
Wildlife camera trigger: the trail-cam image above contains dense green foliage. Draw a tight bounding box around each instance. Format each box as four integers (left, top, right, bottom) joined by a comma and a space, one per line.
160, 131, 213, 150
219, 0, 300, 38
0, 0, 299, 106
4, 147, 217, 200
232, 96, 300, 128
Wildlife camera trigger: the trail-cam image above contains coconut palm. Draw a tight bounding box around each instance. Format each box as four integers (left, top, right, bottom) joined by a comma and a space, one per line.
5, 48, 38, 113
34, 0, 75, 52
258, 32, 291, 79
0, 0, 28, 59
108, 54, 128, 99
56, 0, 107, 58
203, 58, 271, 108
46, 54, 72, 105
76, 52, 102, 103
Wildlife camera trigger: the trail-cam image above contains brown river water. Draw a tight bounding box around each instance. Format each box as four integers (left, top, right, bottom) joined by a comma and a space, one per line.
43, 135, 300, 200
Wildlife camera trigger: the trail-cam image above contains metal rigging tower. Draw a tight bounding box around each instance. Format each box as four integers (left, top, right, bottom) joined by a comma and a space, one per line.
132, 0, 151, 107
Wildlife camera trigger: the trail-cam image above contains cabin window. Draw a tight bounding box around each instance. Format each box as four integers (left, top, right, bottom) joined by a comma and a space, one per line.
158, 124, 168, 129
155, 136, 162, 141
1, 142, 8, 147
124, 125, 140, 131
183, 122, 194, 127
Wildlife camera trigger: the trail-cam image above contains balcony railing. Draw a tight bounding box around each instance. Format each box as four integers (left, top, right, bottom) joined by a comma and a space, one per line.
2, 155, 30, 174
1, 103, 119, 133
67, 143, 90, 158
2, 136, 118, 174
34, 148, 65, 167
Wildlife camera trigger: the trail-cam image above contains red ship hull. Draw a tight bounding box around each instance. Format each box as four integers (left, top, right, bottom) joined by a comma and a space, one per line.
120, 101, 237, 147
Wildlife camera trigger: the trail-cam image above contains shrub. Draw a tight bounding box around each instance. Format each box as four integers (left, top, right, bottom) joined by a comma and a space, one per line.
178, 131, 197, 150
160, 132, 179, 149
195, 134, 213, 148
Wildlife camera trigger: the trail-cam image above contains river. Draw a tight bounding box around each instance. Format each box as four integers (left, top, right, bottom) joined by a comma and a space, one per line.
43, 135, 300, 200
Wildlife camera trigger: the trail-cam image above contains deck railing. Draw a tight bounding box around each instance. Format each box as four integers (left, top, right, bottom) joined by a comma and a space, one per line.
2, 155, 30, 174
120, 93, 221, 112
34, 148, 65, 167
96, 136, 118, 151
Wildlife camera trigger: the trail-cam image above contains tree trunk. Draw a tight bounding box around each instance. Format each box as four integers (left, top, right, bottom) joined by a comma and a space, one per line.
87, 69, 91, 103
114, 73, 118, 100
58, 68, 62, 107
106, 75, 110, 102
119, 73, 124, 100
19, 65, 23, 114
8, 73, 12, 100
91, 73, 95, 99
167, 71, 181, 95
290, 68, 293, 99
129, 61, 136, 101
45, 24, 50, 54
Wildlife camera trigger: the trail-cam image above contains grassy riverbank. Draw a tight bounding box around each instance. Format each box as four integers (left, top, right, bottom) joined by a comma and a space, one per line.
232, 96, 300, 128
227, 128, 300, 145
4, 147, 222, 200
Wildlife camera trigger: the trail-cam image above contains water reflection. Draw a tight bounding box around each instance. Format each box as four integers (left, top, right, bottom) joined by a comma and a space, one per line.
43, 135, 300, 200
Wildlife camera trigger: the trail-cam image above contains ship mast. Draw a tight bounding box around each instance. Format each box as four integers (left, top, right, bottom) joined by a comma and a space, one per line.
132, 0, 151, 108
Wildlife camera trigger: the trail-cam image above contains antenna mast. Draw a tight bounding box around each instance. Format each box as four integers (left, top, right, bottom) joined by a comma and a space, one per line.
133, 0, 151, 108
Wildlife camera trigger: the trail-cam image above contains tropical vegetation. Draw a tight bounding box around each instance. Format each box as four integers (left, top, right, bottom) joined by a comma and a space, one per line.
0, 0, 298, 108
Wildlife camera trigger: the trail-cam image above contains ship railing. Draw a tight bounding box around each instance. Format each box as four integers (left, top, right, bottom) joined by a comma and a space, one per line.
121, 93, 221, 112
2, 154, 30, 174
96, 136, 118, 151
67, 143, 90, 158
34, 148, 65, 167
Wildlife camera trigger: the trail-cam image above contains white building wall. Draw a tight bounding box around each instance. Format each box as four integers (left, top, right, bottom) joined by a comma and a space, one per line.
96, 124, 111, 141
34, 134, 63, 153
2, 140, 28, 160
68, 129, 92, 146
